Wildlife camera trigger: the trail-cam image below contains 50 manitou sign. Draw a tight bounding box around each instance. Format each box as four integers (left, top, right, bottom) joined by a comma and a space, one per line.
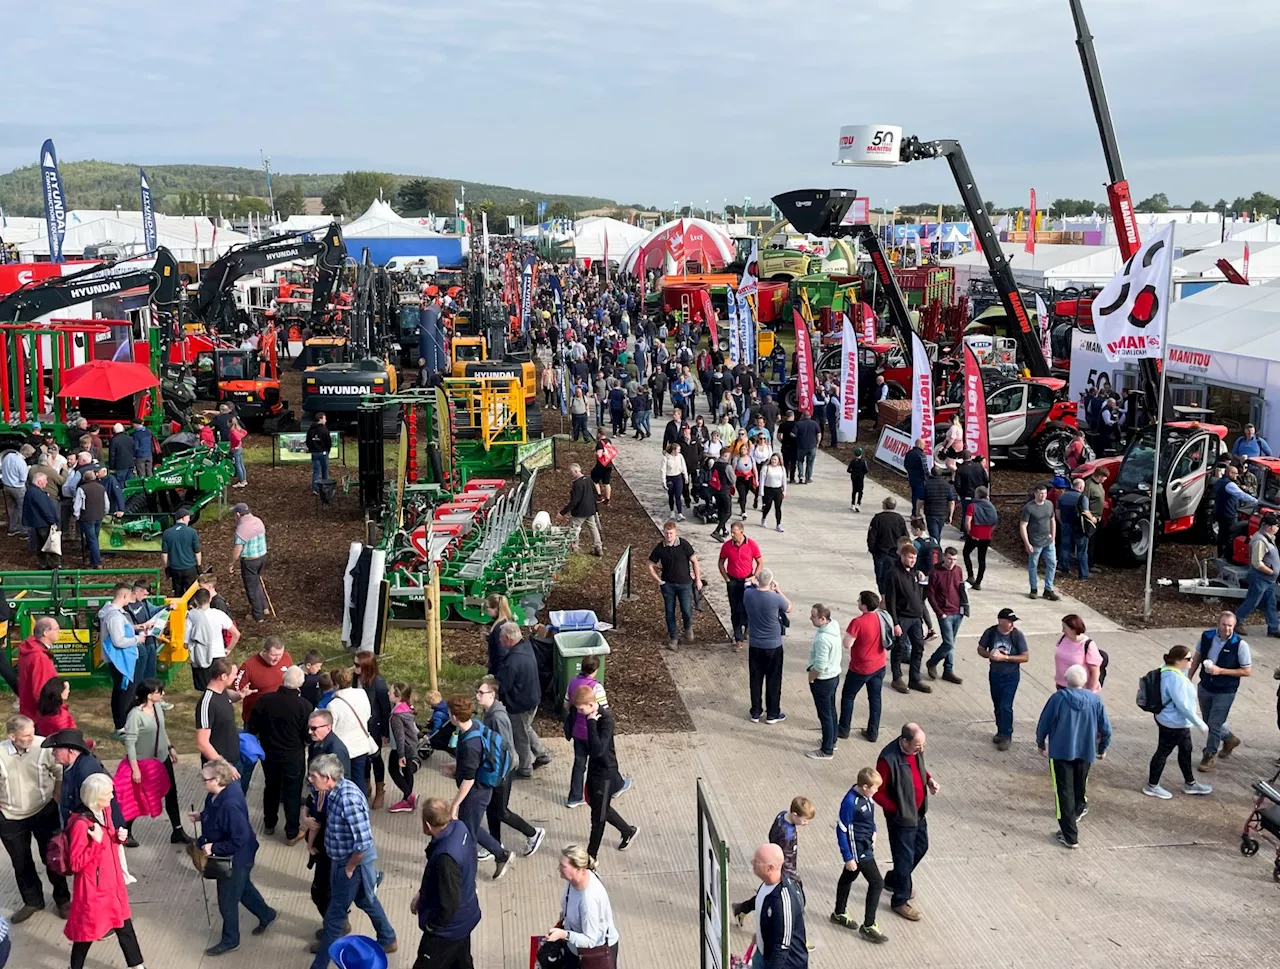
834, 125, 905, 168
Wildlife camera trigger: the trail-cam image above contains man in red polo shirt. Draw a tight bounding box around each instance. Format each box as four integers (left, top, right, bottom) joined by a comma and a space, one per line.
718, 522, 763, 652
234, 635, 292, 724
839, 590, 891, 743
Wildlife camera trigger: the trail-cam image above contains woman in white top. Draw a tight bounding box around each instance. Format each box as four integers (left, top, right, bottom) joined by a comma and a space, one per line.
544, 844, 620, 966
327, 666, 377, 794
731, 449, 756, 519
759, 453, 788, 532
749, 439, 772, 509
705, 430, 724, 460
661, 443, 689, 519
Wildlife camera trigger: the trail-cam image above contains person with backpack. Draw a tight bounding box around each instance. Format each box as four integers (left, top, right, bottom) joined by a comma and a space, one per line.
475, 676, 546, 859
1053, 615, 1105, 692
572, 684, 637, 861
1141, 645, 1213, 799
1034, 664, 1112, 849
444, 695, 514, 881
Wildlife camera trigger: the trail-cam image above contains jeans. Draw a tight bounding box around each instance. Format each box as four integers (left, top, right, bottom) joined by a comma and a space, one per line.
635, 409, 651, 436
232, 448, 247, 483
748, 646, 784, 720
928, 614, 963, 672
660, 582, 693, 640
798, 448, 816, 482
1196, 686, 1238, 756
80, 518, 103, 566
568, 737, 589, 804
989, 668, 1020, 738
133, 639, 158, 685
510, 707, 549, 771
216, 858, 275, 948
458, 783, 508, 861
3, 485, 24, 535
240, 554, 268, 621
1234, 571, 1279, 633
571, 412, 590, 441
726, 578, 748, 642
311, 452, 330, 490
1149, 723, 1195, 786
1050, 759, 1089, 846
885, 818, 929, 908
1027, 542, 1057, 593
926, 516, 944, 544
665, 474, 684, 513
312, 858, 396, 969
839, 667, 884, 737
809, 675, 839, 754
890, 617, 925, 683
113, 468, 132, 486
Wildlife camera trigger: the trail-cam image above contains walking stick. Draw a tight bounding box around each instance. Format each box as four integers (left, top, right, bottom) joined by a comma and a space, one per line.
260, 578, 278, 618
189, 802, 212, 927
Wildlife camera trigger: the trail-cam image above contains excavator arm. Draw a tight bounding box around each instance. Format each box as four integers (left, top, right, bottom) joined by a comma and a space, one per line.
0, 247, 179, 323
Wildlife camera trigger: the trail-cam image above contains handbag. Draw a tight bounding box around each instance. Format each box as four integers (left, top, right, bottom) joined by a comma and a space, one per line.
335, 694, 375, 754
185, 806, 234, 881
42, 524, 62, 556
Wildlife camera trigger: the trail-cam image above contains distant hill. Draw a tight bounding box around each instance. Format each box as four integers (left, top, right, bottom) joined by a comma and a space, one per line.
0, 160, 616, 217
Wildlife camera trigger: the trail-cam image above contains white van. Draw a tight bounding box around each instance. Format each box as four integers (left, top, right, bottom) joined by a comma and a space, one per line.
385, 255, 439, 275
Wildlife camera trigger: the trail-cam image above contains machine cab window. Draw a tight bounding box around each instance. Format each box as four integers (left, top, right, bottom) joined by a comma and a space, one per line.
1027, 383, 1057, 412
987, 385, 1025, 415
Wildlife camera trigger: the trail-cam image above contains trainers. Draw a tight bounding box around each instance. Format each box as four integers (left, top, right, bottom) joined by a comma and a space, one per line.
837, 728, 851, 740
676, 513, 686, 522
942, 670, 963, 684
926, 662, 938, 680
1043, 589, 1061, 601
859, 923, 889, 944
684, 627, 695, 644
566, 798, 586, 809
1183, 781, 1213, 795
805, 749, 834, 760
854, 505, 860, 513
493, 856, 512, 881
891, 677, 909, 694
1143, 783, 1173, 800
618, 826, 638, 851
614, 777, 633, 798
749, 714, 761, 723
830, 911, 857, 929
206, 942, 240, 956
765, 713, 787, 724
1221, 735, 1242, 758
1055, 831, 1078, 850
776, 525, 784, 533
388, 798, 413, 813
524, 827, 547, 857
477, 847, 494, 861
252, 911, 277, 936
1075, 805, 1089, 821
533, 754, 552, 769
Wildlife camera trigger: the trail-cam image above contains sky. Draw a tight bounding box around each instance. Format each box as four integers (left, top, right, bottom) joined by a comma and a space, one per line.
7, 0, 1279, 210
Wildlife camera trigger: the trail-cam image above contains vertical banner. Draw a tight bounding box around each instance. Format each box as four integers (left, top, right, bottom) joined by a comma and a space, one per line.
1034, 292, 1052, 364
738, 242, 759, 297
910, 331, 934, 470
518, 255, 534, 332
1025, 189, 1037, 254
696, 289, 717, 349
860, 303, 877, 343
726, 286, 741, 365
603, 228, 610, 282
481, 210, 490, 283
736, 292, 754, 367
1243, 243, 1251, 282
962, 342, 989, 465
40, 139, 67, 264
839, 312, 859, 441
793, 308, 815, 416
139, 168, 157, 252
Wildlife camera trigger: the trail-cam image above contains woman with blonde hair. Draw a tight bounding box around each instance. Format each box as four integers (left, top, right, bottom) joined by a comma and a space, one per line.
484, 593, 514, 675
542, 844, 620, 967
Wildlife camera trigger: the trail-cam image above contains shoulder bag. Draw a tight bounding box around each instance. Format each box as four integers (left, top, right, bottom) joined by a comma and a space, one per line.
335, 694, 376, 755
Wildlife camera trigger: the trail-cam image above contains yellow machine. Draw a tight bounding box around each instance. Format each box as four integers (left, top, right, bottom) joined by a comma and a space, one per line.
448, 335, 541, 435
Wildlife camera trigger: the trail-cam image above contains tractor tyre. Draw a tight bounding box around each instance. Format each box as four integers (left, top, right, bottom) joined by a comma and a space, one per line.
124, 492, 152, 516
1033, 426, 1074, 475
1114, 518, 1150, 566
161, 432, 198, 456
1194, 497, 1219, 545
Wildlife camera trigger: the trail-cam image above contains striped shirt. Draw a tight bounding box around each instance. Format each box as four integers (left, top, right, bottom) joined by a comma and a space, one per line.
234, 513, 267, 559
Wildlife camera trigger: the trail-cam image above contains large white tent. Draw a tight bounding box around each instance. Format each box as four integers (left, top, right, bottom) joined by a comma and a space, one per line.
619, 217, 735, 277
571, 217, 648, 264
1173, 241, 1280, 290
12, 210, 248, 262
342, 199, 444, 238
949, 241, 1125, 291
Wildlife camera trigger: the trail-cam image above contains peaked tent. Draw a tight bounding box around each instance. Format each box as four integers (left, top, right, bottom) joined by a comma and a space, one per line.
1174, 241, 1280, 289
620, 218, 735, 277
572, 218, 648, 264
342, 199, 444, 238
949, 241, 1124, 291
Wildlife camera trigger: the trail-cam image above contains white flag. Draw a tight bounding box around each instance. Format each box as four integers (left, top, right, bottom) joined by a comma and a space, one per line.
839, 313, 859, 441
910, 332, 934, 470
1091, 221, 1174, 362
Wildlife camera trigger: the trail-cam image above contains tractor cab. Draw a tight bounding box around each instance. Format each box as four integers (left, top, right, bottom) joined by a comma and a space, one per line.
451, 336, 487, 374
294, 336, 352, 370
192, 338, 290, 431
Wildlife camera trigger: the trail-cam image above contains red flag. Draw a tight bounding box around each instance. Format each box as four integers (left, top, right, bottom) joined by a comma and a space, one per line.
860, 303, 876, 343
1243, 244, 1251, 282
1025, 189, 1036, 254
962, 342, 989, 465
973, 221, 982, 254
635, 244, 646, 280
697, 289, 718, 349
793, 308, 815, 416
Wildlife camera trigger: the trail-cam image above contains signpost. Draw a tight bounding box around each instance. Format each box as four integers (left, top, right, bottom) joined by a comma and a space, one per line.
698, 779, 729, 969
516, 436, 554, 472
611, 544, 632, 628
874, 425, 913, 474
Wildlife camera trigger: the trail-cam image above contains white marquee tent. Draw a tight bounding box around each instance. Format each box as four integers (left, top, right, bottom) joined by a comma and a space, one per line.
1173, 241, 1280, 287
949, 241, 1125, 292
571, 217, 648, 264
619, 217, 735, 277
10, 210, 249, 262
341, 199, 445, 238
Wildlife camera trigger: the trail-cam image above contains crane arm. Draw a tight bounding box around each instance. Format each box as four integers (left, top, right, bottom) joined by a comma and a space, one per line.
0, 248, 179, 323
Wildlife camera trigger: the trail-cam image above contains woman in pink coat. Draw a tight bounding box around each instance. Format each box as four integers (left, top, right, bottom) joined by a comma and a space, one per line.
65, 773, 146, 969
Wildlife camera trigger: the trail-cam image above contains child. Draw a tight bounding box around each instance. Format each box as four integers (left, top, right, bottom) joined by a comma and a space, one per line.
300, 649, 325, 707
315, 671, 335, 709
831, 767, 887, 943
419, 689, 449, 762
733, 796, 816, 924
563, 655, 610, 809
387, 682, 420, 813
847, 447, 868, 512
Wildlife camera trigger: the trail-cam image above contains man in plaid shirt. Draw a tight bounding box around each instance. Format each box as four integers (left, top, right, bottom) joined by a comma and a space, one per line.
308, 754, 397, 967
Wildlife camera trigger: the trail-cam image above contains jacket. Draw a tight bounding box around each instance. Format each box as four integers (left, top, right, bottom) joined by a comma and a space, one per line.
389, 703, 420, 758
108, 433, 135, 471
64, 810, 130, 943
584, 707, 621, 782
561, 476, 597, 519
199, 780, 260, 871
922, 475, 954, 520
1034, 687, 1112, 761
480, 698, 516, 758
21, 482, 58, 528
953, 460, 989, 498
361, 674, 392, 741
875, 738, 930, 826
1196, 628, 1248, 695
131, 426, 154, 459
419, 818, 481, 939
836, 788, 877, 863
60, 752, 126, 829
96, 602, 139, 689
806, 623, 842, 680
495, 639, 541, 715
246, 686, 312, 760
926, 564, 968, 618
903, 447, 927, 487
305, 422, 333, 455
17, 636, 57, 720
883, 562, 926, 623
1156, 666, 1208, 730
866, 510, 908, 557
757, 875, 808, 969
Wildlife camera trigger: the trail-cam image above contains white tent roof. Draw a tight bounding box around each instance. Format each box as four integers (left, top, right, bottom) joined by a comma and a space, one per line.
949, 241, 1125, 291
1169, 279, 1280, 360
1173, 241, 1280, 283
571, 218, 648, 262
1227, 220, 1280, 243
342, 199, 444, 238
13, 210, 248, 261
619, 218, 735, 276
271, 215, 332, 234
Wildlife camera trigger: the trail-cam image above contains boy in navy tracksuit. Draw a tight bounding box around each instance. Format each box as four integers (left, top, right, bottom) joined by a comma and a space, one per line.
733, 796, 815, 923
830, 767, 888, 944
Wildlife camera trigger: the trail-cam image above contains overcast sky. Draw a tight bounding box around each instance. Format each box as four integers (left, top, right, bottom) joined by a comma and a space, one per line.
7, 0, 1278, 210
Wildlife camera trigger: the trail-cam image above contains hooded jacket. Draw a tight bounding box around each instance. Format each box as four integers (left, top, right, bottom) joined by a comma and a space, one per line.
17, 636, 57, 720
1034, 687, 1112, 761
97, 602, 139, 689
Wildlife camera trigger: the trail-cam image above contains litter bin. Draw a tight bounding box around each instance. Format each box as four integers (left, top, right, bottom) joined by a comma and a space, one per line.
553, 630, 611, 713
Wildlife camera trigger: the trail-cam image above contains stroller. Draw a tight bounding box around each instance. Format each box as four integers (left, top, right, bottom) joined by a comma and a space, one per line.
1239, 766, 1280, 882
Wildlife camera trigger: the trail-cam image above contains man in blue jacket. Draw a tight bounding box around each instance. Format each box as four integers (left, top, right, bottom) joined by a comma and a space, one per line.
1035, 664, 1112, 849
1190, 610, 1254, 771
22, 472, 60, 568
752, 842, 807, 968
495, 623, 550, 777
1231, 423, 1271, 458
412, 796, 481, 968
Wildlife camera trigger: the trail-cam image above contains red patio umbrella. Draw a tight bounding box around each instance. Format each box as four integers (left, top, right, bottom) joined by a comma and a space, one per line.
57, 359, 159, 401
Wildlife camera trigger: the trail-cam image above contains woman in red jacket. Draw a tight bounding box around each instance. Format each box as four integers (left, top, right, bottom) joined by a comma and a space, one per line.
65, 773, 146, 969
35, 676, 81, 739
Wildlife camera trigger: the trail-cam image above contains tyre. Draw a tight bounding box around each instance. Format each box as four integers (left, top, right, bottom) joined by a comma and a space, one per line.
1241, 836, 1260, 857
124, 492, 152, 515
1125, 517, 1152, 563
1194, 496, 1219, 545
161, 432, 197, 456
1033, 427, 1073, 475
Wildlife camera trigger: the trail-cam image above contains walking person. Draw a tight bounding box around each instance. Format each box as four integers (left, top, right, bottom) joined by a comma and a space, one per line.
883, 541, 930, 695
387, 683, 421, 813
355, 652, 391, 809
0, 714, 70, 923
794, 409, 821, 484
305, 413, 333, 495
978, 608, 1029, 751
327, 666, 376, 794
925, 548, 967, 685
1144, 645, 1214, 799
1190, 611, 1253, 771
805, 604, 842, 760
847, 447, 868, 512
867, 497, 908, 599
921, 467, 954, 544
541, 844, 621, 968
830, 767, 888, 943
442, 695, 514, 879
873, 724, 938, 922
661, 443, 689, 519
719, 522, 762, 652
745, 843, 808, 966
563, 657, 607, 810
559, 464, 603, 557
475, 677, 546, 857
731, 797, 815, 924
572, 685, 637, 861
778, 410, 798, 483
1020, 484, 1060, 601
745, 569, 792, 724
1231, 513, 1280, 637
412, 797, 482, 969
1034, 665, 1112, 849
731, 445, 757, 519
904, 439, 928, 516
72, 467, 108, 566
495, 623, 551, 776
647, 520, 701, 650
569, 386, 591, 442
839, 592, 891, 743
230, 503, 269, 623
1053, 615, 1104, 692
120, 680, 191, 846
246, 665, 312, 843
953, 452, 987, 535
759, 453, 787, 532
193, 757, 277, 955
962, 486, 997, 590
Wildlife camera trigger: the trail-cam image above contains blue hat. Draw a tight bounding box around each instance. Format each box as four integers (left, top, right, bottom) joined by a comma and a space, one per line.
329, 935, 388, 969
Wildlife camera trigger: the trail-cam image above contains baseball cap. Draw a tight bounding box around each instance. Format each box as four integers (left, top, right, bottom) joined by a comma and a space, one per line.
231, 503, 249, 515
997, 608, 1019, 622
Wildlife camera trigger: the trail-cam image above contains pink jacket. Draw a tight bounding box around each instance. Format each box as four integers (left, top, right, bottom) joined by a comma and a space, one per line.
65, 812, 131, 943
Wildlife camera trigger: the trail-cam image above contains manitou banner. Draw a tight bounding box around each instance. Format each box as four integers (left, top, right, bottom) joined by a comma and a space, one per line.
839, 312, 859, 441
963, 342, 989, 464
1035, 292, 1051, 364
860, 303, 876, 343
794, 309, 815, 416
1092, 221, 1174, 362
727, 286, 740, 364
910, 331, 934, 469
40, 139, 67, 264
139, 168, 157, 253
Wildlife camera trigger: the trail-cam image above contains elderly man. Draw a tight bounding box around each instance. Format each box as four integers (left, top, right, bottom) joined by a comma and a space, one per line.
42, 728, 128, 838
72, 466, 110, 567
748, 843, 808, 968
1035, 664, 1112, 848
1191, 611, 1254, 771
873, 723, 939, 921
230, 502, 269, 622
248, 665, 312, 843
495, 623, 550, 777
308, 753, 398, 965
107, 422, 136, 484
1, 445, 31, 536
59, 451, 92, 541
0, 715, 70, 922
743, 568, 792, 724
17, 617, 59, 721
22, 471, 60, 567
559, 463, 602, 556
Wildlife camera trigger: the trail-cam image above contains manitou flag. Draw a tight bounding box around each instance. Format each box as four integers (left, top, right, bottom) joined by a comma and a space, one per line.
139, 169, 157, 252
40, 139, 67, 264
727, 286, 741, 364
839, 312, 859, 441
1025, 189, 1037, 254
1092, 221, 1174, 362
860, 303, 876, 343
1034, 293, 1052, 364
910, 331, 934, 470
963, 342, 989, 464
1243, 244, 1251, 282
697, 289, 717, 348
793, 308, 815, 416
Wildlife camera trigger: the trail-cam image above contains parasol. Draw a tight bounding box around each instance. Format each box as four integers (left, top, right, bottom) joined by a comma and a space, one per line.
56, 359, 160, 401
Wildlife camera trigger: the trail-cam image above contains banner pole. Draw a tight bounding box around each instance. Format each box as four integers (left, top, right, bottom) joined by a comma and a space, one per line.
1141, 335, 1171, 620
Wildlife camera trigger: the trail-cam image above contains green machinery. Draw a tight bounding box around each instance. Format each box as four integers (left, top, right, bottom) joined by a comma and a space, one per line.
1, 568, 183, 689
104, 442, 237, 550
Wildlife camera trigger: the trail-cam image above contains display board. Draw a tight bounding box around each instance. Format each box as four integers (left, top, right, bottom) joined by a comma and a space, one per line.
698, 779, 729, 969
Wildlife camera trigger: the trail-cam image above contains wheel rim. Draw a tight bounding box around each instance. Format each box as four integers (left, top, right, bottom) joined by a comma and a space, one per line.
1130, 519, 1151, 559
1041, 435, 1066, 473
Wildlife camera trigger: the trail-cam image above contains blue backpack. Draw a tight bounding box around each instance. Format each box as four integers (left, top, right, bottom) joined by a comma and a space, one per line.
460, 722, 511, 788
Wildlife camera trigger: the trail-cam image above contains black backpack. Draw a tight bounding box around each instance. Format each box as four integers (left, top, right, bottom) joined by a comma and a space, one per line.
1136, 667, 1165, 714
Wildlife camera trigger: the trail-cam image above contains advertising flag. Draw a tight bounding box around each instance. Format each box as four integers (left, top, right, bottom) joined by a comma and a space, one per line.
1034, 292, 1052, 364
727, 286, 741, 364
518, 255, 535, 331
1025, 189, 1037, 254
739, 242, 759, 298
139, 168, 157, 252
1091, 221, 1174, 362
860, 303, 877, 344
910, 331, 934, 470
793, 308, 815, 416
40, 140, 68, 264
697, 289, 718, 349
962, 342, 989, 465
839, 313, 859, 441
1243, 244, 1251, 282
736, 292, 754, 366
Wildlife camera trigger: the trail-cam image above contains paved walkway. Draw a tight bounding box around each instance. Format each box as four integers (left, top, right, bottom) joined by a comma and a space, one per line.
6, 433, 1280, 968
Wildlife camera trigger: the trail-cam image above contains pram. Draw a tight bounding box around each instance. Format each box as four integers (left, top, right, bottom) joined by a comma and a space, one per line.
1239, 766, 1280, 882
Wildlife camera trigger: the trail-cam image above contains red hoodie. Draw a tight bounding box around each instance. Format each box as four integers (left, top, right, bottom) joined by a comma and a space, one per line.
18, 636, 57, 721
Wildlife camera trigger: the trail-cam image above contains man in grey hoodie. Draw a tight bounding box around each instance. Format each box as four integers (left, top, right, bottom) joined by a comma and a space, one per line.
475, 676, 545, 859
98, 582, 143, 730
